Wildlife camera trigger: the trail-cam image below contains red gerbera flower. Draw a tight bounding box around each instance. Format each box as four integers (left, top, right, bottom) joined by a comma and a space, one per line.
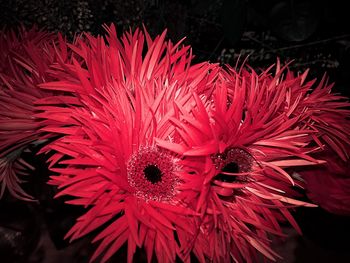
3, 21, 349, 263
0, 26, 86, 200
247, 62, 350, 216
157, 64, 325, 262
0, 26, 58, 200
255, 61, 350, 161
299, 150, 350, 215
37, 25, 219, 262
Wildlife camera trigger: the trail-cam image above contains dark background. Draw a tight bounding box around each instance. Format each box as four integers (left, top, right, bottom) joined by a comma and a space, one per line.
0, 0, 350, 262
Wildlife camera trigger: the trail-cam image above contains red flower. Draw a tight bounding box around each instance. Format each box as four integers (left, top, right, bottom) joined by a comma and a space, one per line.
37, 25, 218, 263
300, 151, 350, 215
0, 27, 59, 200
157, 64, 327, 262
255, 61, 350, 161
6, 23, 349, 262
250, 62, 350, 215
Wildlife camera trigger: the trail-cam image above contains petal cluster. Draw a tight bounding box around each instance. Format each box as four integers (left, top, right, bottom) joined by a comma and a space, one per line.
0, 27, 62, 199
36, 25, 215, 263
1, 24, 350, 263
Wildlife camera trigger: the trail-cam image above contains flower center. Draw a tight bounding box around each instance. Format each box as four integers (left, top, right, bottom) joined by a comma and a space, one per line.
213, 148, 253, 179
217, 161, 239, 182
127, 146, 179, 202
143, 164, 162, 184
212, 148, 254, 199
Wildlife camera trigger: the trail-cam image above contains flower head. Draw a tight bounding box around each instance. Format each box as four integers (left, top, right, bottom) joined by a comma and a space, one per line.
37, 25, 217, 263
5, 22, 350, 263
299, 150, 350, 216
0, 26, 61, 200
255, 61, 350, 161
157, 64, 327, 262
246, 62, 350, 216
127, 146, 180, 202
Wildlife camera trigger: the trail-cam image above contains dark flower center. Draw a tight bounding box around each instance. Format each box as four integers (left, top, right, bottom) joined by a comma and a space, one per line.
217, 162, 239, 183
143, 164, 162, 184
127, 146, 179, 202
212, 148, 254, 184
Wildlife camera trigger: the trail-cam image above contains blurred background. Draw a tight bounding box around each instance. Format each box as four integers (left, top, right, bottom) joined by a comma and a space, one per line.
0, 0, 350, 262
1, 0, 350, 94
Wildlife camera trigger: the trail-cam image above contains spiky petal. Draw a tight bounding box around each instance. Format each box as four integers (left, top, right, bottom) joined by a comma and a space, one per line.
0, 25, 82, 200
242, 62, 350, 215
249, 62, 350, 161
0, 27, 56, 200
300, 150, 350, 215
158, 65, 323, 262
37, 25, 217, 263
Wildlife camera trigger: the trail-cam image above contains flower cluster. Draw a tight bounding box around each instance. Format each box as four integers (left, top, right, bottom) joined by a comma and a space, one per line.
1, 25, 350, 262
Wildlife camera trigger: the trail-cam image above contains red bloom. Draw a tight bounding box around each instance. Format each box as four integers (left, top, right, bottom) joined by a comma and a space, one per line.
127, 146, 180, 202
300, 151, 350, 215
255, 61, 350, 161
36, 23, 350, 261
37, 25, 218, 263
157, 64, 327, 262
248, 62, 350, 215
0, 27, 58, 200
5, 23, 349, 262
